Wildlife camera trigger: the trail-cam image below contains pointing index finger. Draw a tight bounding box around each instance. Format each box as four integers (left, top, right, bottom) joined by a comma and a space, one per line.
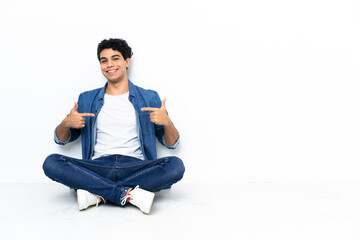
79, 113, 95, 117
141, 107, 158, 112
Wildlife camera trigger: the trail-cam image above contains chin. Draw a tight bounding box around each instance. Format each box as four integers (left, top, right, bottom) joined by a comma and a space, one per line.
107, 77, 123, 83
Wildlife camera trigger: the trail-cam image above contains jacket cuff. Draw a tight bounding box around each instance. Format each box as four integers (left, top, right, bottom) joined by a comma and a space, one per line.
161, 134, 180, 149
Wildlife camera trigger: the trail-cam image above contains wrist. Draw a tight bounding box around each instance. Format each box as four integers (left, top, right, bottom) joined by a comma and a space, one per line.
163, 118, 172, 127
61, 118, 71, 129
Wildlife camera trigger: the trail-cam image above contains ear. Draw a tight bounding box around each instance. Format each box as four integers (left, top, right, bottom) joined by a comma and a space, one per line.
125, 58, 130, 68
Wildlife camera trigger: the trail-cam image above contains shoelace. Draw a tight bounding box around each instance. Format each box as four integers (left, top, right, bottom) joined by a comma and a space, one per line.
121, 185, 139, 205
89, 194, 105, 207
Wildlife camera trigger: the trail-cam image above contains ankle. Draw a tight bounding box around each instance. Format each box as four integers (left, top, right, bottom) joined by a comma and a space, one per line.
125, 188, 133, 202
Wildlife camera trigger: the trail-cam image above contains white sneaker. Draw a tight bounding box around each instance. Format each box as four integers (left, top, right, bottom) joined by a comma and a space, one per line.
121, 186, 155, 214
77, 189, 105, 211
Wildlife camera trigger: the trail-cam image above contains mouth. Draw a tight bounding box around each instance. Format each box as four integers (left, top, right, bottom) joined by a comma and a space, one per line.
106, 69, 119, 75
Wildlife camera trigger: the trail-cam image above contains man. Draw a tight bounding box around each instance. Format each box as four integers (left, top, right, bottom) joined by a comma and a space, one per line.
43, 38, 185, 214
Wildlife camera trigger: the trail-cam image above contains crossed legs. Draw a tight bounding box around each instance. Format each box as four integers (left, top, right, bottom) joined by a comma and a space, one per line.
43, 154, 185, 207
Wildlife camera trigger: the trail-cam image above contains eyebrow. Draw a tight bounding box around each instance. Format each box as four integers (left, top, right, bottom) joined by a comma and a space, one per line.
100, 55, 121, 61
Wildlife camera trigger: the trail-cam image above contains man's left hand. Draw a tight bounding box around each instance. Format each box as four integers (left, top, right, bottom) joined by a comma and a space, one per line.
141, 98, 172, 126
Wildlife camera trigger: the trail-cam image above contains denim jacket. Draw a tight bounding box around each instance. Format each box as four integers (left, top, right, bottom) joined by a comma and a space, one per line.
54, 80, 179, 160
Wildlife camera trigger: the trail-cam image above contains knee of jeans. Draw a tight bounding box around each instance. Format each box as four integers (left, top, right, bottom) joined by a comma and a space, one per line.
43, 154, 62, 177
169, 156, 185, 180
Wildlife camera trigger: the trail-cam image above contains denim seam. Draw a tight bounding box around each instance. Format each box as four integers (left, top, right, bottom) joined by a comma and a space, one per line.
115, 162, 151, 169
118, 163, 162, 183
67, 161, 120, 190
61, 156, 117, 169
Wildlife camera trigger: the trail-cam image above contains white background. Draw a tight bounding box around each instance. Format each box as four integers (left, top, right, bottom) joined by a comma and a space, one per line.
0, 0, 359, 184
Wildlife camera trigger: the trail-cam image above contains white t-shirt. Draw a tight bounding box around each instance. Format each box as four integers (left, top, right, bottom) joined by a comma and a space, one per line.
92, 92, 144, 160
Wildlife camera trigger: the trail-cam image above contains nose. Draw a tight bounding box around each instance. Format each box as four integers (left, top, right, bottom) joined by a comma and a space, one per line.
107, 60, 114, 68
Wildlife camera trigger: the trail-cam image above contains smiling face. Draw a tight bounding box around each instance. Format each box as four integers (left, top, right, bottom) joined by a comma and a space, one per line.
99, 48, 130, 84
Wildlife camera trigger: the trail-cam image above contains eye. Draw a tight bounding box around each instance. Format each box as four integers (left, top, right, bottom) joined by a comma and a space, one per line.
113, 57, 120, 61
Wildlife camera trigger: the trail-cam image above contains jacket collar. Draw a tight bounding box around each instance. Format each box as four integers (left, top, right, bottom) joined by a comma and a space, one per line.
128, 80, 137, 98
96, 79, 137, 101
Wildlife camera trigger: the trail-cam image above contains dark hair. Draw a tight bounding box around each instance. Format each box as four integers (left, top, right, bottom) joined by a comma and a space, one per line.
97, 38, 133, 61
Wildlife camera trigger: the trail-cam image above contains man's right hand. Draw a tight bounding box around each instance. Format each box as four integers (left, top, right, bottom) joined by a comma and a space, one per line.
62, 102, 95, 129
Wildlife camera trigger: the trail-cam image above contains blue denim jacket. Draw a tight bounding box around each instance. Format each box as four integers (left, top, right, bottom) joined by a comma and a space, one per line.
54, 80, 179, 160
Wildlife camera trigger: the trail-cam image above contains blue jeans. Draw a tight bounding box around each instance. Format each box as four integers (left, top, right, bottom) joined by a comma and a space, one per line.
43, 154, 185, 206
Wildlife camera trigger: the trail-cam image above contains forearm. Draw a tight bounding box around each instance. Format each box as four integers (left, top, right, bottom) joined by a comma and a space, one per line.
55, 120, 71, 142
163, 122, 179, 146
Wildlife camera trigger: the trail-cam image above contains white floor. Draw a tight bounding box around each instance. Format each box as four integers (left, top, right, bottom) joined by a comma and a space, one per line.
1, 181, 360, 240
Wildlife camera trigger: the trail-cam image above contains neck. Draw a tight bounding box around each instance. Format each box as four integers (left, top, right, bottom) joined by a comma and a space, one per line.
105, 79, 129, 95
